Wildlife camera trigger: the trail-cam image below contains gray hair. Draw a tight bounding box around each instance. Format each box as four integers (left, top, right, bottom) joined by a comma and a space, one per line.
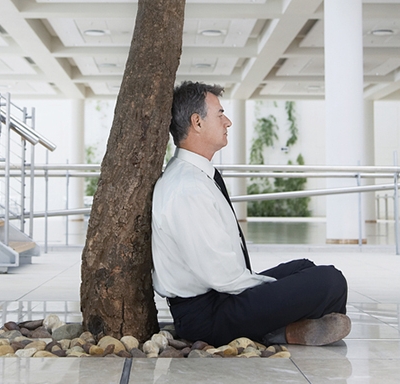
170, 81, 224, 145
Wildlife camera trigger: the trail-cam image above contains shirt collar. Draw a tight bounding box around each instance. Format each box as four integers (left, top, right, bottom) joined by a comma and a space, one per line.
174, 148, 215, 179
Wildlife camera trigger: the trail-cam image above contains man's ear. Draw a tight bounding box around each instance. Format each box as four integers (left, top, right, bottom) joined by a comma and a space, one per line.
190, 113, 202, 133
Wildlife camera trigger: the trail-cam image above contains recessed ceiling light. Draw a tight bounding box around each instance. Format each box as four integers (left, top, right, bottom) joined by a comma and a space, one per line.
200, 29, 223, 37
98, 63, 118, 68
84, 29, 107, 37
371, 29, 395, 36
194, 63, 212, 68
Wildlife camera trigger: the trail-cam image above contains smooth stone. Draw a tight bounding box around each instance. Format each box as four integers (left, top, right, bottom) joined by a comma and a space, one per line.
79, 331, 95, 344
130, 348, 147, 358
101, 344, 115, 357
97, 336, 125, 354
190, 340, 209, 350
0, 345, 15, 356
168, 339, 189, 350
217, 345, 238, 357
243, 346, 261, 356
15, 348, 36, 358
43, 314, 65, 332
10, 341, 26, 352
52, 349, 67, 357
89, 345, 104, 356
151, 334, 168, 351
19, 319, 43, 331
30, 327, 52, 339
268, 351, 291, 358
120, 335, 139, 351
45, 341, 61, 352
25, 340, 46, 351
59, 339, 71, 350
158, 330, 173, 340
0, 330, 22, 342
180, 347, 191, 358
254, 341, 267, 351
228, 337, 257, 350
20, 328, 31, 337
70, 337, 85, 348
188, 349, 213, 358
117, 350, 132, 358
143, 340, 159, 356
33, 350, 58, 358
4, 321, 20, 331
158, 346, 182, 358
52, 324, 83, 341
67, 351, 89, 357
237, 351, 260, 358
0, 340, 10, 346
260, 349, 275, 358
146, 352, 158, 358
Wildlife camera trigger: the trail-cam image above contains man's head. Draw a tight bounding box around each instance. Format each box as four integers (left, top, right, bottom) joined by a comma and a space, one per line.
170, 81, 232, 160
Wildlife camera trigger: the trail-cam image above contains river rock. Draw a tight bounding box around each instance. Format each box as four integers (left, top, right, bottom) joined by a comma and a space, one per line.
70, 337, 85, 348
52, 324, 83, 341
188, 349, 214, 358
268, 351, 291, 358
0, 330, 22, 342
151, 334, 168, 351
117, 350, 132, 358
159, 330, 173, 340
243, 346, 261, 356
43, 314, 65, 332
142, 340, 159, 357
190, 340, 209, 350
228, 337, 257, 350
0, 339, 10, 346
11, 341, 26, 352
26, 340, 46, 351
59, 339, 71, 350
52, 349, 67, 357
15, 347, 37, 358
130, 348, 147, 358
237, 351, 260, 358
159, 346, 182, 358
4, 321, 20, 331
101, 344, 115, 357
0, 345, 14, 356
97, 336, 125, 354
19, 319, 43, 331
89, 345, 104, 356
31, 327, 52, 339
168, 338, 189, 350
79, 331, 95, 344
120, 335, 139, 351
260, 349, 275, 358
180, 347, 191, 357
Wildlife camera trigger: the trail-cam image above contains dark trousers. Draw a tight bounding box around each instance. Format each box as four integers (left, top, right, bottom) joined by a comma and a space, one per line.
169, 259, 348, 347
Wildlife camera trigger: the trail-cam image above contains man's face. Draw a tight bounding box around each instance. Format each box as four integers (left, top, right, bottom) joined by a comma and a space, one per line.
198, 92, 232, 157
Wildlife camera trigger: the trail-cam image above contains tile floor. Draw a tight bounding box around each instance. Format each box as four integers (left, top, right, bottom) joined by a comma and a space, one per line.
1, 242, 400, 383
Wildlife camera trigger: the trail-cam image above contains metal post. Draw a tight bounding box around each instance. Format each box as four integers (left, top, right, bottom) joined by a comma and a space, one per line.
29, 108, 35, 239
393, 151, 399, 255
4, 93, 11, 246
65, 159, 69, 246
20, 107, 27, 232
357, 169, 362, 246
44, 151, 49, 253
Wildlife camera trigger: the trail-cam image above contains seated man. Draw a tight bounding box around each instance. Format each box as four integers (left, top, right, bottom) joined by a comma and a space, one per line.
151, 81, 351, 347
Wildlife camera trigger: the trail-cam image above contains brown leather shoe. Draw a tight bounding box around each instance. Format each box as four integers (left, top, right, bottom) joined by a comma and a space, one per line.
285, 313, 351, 346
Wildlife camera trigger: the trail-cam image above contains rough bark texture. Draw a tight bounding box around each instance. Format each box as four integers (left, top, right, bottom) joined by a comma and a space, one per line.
80, 0, 185, 342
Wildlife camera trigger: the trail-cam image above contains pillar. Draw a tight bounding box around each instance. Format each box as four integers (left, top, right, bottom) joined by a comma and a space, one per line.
68, 99, 85, 244
231, 99, 247, 222
324, 0, 366, 243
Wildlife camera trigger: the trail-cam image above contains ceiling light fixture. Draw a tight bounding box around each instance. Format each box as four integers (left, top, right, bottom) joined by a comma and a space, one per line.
200, 29, 223, 37
371, 29, 395, 36
84, 29, 107, 37
194, 63, 212, 68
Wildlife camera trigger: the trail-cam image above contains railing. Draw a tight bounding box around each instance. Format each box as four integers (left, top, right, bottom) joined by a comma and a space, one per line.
0, 93, 56, 252
1, 162, 400, 253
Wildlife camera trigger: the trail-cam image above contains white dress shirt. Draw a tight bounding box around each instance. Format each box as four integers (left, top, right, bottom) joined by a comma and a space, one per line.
151, 148, 276, 298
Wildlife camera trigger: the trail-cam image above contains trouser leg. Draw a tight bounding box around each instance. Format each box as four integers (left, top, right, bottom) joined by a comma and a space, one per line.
210, 260, 348, 346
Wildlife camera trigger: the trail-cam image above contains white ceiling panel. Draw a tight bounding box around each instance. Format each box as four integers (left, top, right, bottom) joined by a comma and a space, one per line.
0, 0, 399, 100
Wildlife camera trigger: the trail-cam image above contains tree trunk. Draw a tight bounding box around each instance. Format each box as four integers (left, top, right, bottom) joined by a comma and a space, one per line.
80, 0, 185, 342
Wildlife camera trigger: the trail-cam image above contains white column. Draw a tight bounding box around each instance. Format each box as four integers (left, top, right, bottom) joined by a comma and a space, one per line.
68, 99, 85, 244
363, 100, 376, 223
231, 99, 247, 222
324, 0, 366, 243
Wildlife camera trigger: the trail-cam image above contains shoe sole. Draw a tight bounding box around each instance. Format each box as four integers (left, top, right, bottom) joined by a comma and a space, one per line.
286, 313, 351, 346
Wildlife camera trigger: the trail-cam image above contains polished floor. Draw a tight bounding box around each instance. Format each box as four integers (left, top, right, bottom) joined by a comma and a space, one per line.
1, 221, 400, 383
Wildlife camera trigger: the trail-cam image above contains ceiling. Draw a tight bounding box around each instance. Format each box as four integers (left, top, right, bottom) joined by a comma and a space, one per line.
0, 0, 400, 100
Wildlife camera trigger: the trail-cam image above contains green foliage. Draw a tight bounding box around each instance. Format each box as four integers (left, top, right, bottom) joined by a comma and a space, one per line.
85, 145, 99, 196
249, 115, 279, 165
247, 102, 310, 217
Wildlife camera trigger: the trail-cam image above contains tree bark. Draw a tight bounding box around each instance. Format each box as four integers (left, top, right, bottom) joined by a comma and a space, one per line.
80, 0, 185, 342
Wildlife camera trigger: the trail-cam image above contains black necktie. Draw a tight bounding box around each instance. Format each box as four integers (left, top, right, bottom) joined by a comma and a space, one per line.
213, 169, 252, 271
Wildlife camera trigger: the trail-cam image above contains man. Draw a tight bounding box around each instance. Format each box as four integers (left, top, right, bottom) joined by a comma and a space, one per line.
151, 81, 350, 347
